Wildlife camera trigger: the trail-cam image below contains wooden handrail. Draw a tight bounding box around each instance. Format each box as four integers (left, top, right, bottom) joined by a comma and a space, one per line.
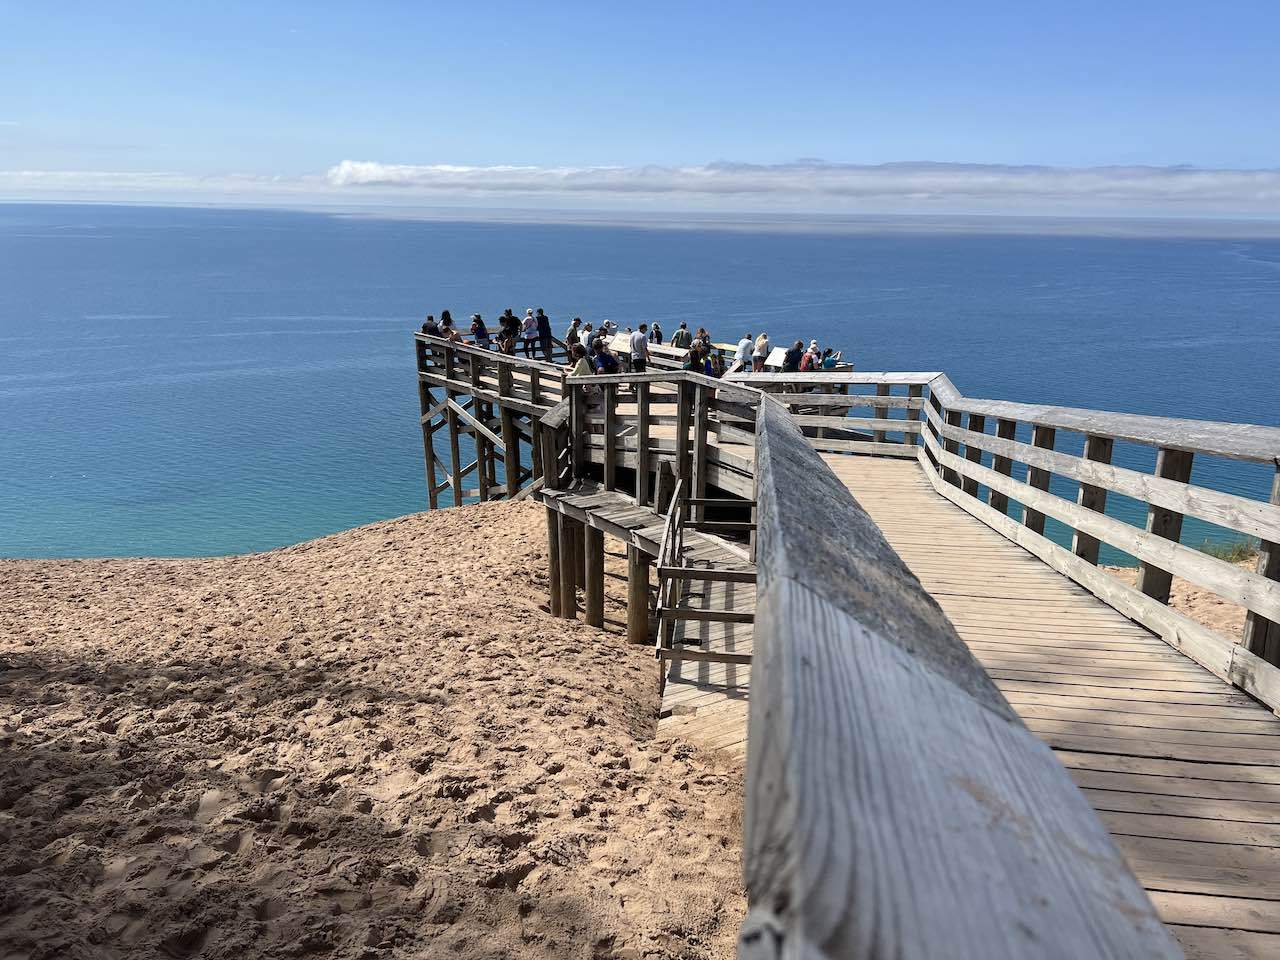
743, 395, 1177, 959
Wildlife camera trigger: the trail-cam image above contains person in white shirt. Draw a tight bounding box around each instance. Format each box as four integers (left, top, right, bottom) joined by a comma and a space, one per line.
733, 333, 753, 373
630, 323, 651, 373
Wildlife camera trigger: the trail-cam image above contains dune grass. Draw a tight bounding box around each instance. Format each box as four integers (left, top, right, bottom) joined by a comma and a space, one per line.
1198, 538, 1260, 564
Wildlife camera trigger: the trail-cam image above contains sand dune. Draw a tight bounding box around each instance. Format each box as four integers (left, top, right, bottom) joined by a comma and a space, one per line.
0, 502, 744, 959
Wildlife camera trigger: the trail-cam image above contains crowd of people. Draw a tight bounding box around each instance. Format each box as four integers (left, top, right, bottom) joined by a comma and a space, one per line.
420, 308, 843, 379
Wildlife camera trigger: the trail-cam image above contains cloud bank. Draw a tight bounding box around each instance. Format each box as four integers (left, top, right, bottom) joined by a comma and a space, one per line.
5, 160, 1280, 219
325, 159, 1280, 211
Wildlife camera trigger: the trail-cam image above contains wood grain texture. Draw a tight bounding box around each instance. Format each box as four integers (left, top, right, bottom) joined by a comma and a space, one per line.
744, 397, 1175, 959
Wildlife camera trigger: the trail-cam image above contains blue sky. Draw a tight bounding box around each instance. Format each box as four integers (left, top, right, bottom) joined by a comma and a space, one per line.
3, 2, 1279, 216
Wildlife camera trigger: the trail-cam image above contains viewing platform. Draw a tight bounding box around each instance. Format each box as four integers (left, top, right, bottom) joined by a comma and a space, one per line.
414, 332, 1280, 959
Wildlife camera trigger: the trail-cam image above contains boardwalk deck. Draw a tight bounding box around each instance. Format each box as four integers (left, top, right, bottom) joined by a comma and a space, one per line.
828, 454, 1280, 958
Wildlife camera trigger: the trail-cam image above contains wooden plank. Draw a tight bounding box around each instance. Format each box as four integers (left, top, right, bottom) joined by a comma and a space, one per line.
656, 566, 756, 582
742, 396, 1176, 959
1171, 925, 1280, 960
584, 524, 605, 627
602, 382, 617, 491
635, 382, 651, 508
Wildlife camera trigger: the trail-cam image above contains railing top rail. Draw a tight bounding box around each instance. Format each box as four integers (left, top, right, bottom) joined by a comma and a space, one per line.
742, 394, 1176, 958
414, 332, 567, 373
565, 369, 764, 402
930, 374, 1280, 463
726, 370, 943, 386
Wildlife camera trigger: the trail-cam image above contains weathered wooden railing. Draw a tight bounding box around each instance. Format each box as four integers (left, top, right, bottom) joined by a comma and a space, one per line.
741, 395, 1178, 958
725, 370, 933, 457
920, 373, 1280, 703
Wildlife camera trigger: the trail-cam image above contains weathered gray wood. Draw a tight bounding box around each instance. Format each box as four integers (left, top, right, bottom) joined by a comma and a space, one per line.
675, 382, 693, 500
906, 384, 924, 447
788, 415, 922, 432
942, 410, 963, 486
727, 370, 942, 386
635, 382, 652, 508
627, 545, 650, 644
497, 364, 522, 497
929, 406, 1280, 544
545, 507, 563, 618
416, 345, 441, 510
923, 430, 1280, 623
1244, 465, 1280, 666
692, 385, 710, 521
656, 566, 757, 583
602, 383, 618, 491
1137, 448, 1194, 604
1023, 424, 1056, 535
962, 413, 985, 497
443, 347, 464, 505
1073, 434, 1114, 565
987, 417, 1018, 514
584, 524, 605, 627
745, 397, 1176, 959
872, 383, 890, 442
928, 373, 1280, 464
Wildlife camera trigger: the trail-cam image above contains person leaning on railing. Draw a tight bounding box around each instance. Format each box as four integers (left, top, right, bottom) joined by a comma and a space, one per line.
536, 307, 553, 361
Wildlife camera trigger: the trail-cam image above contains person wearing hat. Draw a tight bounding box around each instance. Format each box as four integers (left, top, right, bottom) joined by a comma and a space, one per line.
521, 309, 538, 358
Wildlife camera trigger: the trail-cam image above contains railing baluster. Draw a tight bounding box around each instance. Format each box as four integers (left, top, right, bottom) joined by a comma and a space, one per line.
602, 383, 618, 491
873, 383, 890, 443
1244, 462, 1280, 665
1136, 447, 1195, 603
987, 418, 1017, 514
942, 410, 963, 486
1022, 425, 1057, 534
635, 382, 651, 507
905, 384, 923, 446
961, 413, 985, 496
1071, 433, 1115, 565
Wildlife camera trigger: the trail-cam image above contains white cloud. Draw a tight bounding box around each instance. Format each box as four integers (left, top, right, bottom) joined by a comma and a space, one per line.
4, 160, 1280, 219
324, 159, 1280, 210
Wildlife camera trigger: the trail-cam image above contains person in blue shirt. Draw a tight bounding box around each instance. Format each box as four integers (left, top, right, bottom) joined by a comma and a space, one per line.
594, 341, 621, 374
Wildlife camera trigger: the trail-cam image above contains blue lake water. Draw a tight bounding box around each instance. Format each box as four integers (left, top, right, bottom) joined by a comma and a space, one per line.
2, 202, 1278, 559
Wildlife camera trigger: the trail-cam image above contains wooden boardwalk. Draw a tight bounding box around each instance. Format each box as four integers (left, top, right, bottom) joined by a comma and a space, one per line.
829, 455, 1280, 958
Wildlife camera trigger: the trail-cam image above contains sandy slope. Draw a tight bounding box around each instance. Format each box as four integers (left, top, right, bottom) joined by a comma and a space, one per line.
0, 502, 744, 960
1103, 559, 1254, 640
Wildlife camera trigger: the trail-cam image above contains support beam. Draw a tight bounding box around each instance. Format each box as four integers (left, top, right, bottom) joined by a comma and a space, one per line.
635, 382, 651, 507
558, 515, 580, 619
444, 347, 464, 505
498, 365, 521, 497
1136, 447, 1194, 603
942, 410, 962, 486
905, 384, 923, 447
873, 383, 890, 443
627, 545, 651, 644
584, 525, 605, 627
545, 508, 563, 618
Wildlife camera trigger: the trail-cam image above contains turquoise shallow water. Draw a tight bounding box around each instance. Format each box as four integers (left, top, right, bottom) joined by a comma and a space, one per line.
2, 203, 1278, 559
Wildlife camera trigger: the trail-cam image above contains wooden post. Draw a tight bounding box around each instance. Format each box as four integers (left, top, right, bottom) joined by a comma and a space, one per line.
1244, 463, 1280, 665
626, 545, 651, 644
961, 413, 985, 497
415, 340, 440, 510
905, 384, 923, 447
558, 515, 580, 619
635, 382, 651, 507
942, 410, 962, 487
498, 364, 521, 497
444, 346, 464, 506
1022, 425, 1056, 535
569, 386, 586, 480
603, 383, 617, 491
987, 418, 1017, 514
1071, 434, 1115, 565
584, 525, 605, 627
469, 358, 491, 502
873, 383, 890, 443
675, 381, 694, 504
1136, 447, 1194, 603
691, 384, 709, 521
529, 368, 541, 407
545, 508, 563, 617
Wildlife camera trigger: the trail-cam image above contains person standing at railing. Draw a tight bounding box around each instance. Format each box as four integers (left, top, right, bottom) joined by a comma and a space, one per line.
630, 323, 651, 373
440, 315, 463, 343
821, 347, 843, 369
782, 340, 805, 372
566, 343, 594, 378
752, 332, 770, 372
521, 309, 538, 358
565, 316, 582, 347
536, 307, 553, 361
671, 322, 693, 350
650, 321, 663, 344
421, 314, 440, 336
470, 314, 491, 350
732, 332, 753, 373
